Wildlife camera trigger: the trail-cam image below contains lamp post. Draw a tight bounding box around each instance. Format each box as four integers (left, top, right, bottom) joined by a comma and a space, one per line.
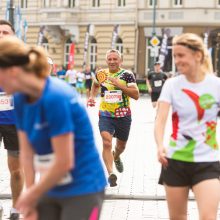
8, 0, 15, 27
152, 0, 157, 36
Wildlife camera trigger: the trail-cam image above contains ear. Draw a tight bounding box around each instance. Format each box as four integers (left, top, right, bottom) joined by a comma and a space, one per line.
195, 51, 203, 63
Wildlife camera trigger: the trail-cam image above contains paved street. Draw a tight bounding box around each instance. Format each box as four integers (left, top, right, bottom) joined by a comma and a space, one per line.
0, 95, 219, 219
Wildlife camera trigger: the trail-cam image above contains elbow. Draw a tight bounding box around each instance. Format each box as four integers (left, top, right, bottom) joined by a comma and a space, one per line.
133, 91, 140, 100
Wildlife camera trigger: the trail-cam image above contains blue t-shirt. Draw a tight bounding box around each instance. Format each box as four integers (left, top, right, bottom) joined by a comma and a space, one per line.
0, 88, 15, 124
14, 77, 106, 198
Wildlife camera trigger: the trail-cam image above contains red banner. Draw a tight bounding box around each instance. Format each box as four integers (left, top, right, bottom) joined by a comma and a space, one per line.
68, 43, 75, 69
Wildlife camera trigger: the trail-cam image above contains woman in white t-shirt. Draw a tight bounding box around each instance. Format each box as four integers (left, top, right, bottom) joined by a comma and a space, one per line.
155, 33, 220, 219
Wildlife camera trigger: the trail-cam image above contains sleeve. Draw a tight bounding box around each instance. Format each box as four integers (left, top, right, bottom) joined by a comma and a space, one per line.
13, 94, 24, 130
122, 71, 136, 87
44, 94, 74, 138
158, 78, 173, 104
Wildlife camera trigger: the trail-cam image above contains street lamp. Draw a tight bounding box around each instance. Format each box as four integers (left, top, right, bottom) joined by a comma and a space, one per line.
8, 0, 15, 28
152, 0, 157, 36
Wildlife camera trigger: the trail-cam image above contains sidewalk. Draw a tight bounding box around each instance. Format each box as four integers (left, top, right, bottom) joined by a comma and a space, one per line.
0, 95, 219, 220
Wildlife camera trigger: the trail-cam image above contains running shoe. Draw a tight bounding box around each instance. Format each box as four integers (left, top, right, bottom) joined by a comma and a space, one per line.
113, 151, 124, 173
108, 173, 117, 187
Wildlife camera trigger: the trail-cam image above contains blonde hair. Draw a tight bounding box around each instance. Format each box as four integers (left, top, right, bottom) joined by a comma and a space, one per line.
105, 49, 122, 60
0, 36, 50, 78
173, 33, 213, 73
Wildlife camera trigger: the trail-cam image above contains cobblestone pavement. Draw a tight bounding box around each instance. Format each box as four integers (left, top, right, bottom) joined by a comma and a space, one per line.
0, 95, 219, 220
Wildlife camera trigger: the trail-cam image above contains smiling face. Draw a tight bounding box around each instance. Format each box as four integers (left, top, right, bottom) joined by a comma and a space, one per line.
173, 45, 202, 76
106, 52, 122, 73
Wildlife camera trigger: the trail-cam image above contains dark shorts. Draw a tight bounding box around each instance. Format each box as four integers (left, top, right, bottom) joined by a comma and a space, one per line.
85, 79, 92, 90
98, 116, 132, 141
37, 191, 105, 220
151, 91, 161, 102
0, 125, 19, 152
159, 158, 220, 187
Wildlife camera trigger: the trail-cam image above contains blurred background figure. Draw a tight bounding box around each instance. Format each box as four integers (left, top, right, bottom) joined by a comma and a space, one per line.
146, 61, 167, 108
76, 69, 85, 96
65, 64, 77, 88
84, 66, 95, 99
56, 65, 66, 80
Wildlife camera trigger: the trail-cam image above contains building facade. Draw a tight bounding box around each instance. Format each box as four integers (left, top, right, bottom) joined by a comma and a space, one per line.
0, 0, 220, 78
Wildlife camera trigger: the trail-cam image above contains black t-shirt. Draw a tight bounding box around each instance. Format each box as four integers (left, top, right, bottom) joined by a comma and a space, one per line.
147, 71, 167, 93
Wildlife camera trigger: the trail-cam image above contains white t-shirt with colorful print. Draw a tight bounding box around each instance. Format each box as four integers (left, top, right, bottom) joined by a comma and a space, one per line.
159, 74, 220, 162
95, 68, 136, 118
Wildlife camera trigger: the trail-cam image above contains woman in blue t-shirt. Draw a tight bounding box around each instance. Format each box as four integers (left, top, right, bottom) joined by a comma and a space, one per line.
0, 36, 107, 220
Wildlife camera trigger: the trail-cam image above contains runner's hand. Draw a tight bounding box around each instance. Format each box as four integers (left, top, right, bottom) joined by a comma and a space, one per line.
157, 146, 168, 167
87, 98, 96, 107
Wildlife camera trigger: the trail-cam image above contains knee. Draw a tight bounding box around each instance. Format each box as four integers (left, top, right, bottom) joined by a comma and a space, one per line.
103, 139, 112, 150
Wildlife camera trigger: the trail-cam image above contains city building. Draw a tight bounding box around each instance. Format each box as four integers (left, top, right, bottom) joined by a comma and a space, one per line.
0, 0, 220, 78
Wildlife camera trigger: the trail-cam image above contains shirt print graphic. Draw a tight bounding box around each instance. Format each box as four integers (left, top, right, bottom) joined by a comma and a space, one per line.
170, 89, 218, 162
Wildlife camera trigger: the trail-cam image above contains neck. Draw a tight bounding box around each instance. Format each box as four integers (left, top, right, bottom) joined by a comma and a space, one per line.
185, 69, 206, 83
17, 74, 46, 102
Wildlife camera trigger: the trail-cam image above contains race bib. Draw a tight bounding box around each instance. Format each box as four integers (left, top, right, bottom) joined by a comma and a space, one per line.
104, 90, 122, 103
34, 154, 73, 186
0, 93, 14, 111
154, 80, 162, 87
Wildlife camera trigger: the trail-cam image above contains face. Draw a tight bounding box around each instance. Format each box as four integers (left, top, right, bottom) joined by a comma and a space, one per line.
173, 45, 200, 75
0, 67, 20, 94
0, 25, 14, 38
106, 52, 122, 73
154, 64, 161, 72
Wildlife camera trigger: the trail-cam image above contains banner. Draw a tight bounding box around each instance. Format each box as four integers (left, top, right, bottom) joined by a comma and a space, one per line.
68, 43, 75, 69
37, 25, 46, 46
82, 24, 91, 67
5, 0, 10, 20
158, 28, 170, 69
15, 6, 22, 39
23, 19, 28, 43
111, 24, 119, 49
203, 32, 209, 49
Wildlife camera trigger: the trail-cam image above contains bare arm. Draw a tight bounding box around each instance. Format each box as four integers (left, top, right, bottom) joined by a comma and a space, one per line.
154, 101, 170, 166
16, 133, 74, 215
108, 77, 139, 100
18, 131, 35, 188
146, 78, 152, 93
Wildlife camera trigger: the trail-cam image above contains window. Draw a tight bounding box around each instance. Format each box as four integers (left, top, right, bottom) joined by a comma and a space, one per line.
69, 0, 75, 8
118, 0, 126, 7
115, 37, 123, 56
20, 0, 28, 8
149, 0, 157, 7
43, 0, 52, 7
92, 0, 100, 7
89, 37, 97, 71
64, 38, 73, 67
42, 37, 49, 53
218, 0, 220, 5
173, 0, 182, 6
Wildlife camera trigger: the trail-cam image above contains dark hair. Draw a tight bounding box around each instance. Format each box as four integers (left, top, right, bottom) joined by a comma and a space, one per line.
0, 20, 15, 33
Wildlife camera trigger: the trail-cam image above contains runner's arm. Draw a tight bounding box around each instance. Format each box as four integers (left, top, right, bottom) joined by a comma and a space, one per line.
154, 101, 170, 166
107, 77, 139, 100
17, 130, 35, 188
90, 81, 100, 99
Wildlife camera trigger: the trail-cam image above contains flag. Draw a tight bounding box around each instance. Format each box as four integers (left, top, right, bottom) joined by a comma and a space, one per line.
37, 25, 46, 46
203, 32, 209, 49
158, 28, 170, 69
15, 6, 22, 39
111, 24, 119, 49
82, 24, 91, 67
68, 43, 75, 69
5, 0, 10, 20
23, 19, 28, 43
